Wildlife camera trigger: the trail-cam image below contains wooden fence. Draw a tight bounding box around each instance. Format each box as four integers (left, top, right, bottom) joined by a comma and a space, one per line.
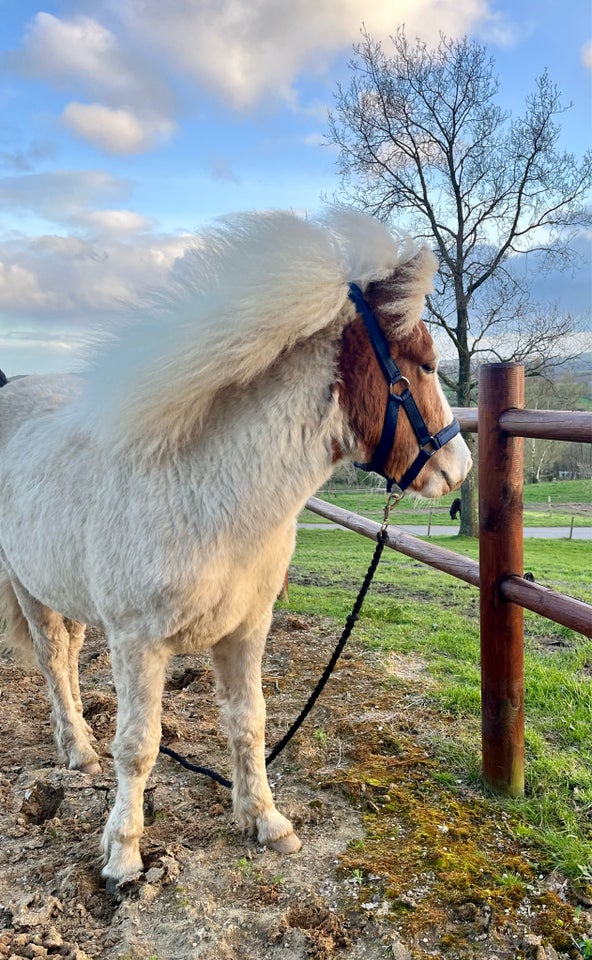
305, 362, 592, 798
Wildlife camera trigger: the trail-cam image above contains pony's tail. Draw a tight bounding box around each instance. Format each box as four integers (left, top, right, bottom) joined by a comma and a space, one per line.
0, 574, 35, 666
0, 372, 34, 666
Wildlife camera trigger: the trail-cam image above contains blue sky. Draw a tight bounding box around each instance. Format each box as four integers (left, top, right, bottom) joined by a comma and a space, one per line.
0, 0, 590, 374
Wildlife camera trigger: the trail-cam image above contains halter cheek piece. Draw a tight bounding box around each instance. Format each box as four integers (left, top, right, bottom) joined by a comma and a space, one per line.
348, 282, 460, 496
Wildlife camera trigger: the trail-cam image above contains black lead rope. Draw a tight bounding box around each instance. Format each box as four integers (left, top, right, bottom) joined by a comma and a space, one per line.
265, 525, 388, 768
158, 743, 233, 789
159, 521, 392, 791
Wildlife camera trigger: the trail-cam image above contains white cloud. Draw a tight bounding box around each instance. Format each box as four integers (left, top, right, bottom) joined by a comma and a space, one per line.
0, 229, 193, 322
0, 170, 131, 223
81, 209, 155, 237
62, 103, 174, 155
0, 168, 185, 343
12, 12, 176, 154
19, 13, 121, 89
118, 0, 493, 108
0, 326, 92, 376
0, 224, 194, 373
582, 39, 592, 69
16, 12, 172, 110
475, 10, 531, 47
0, 260, 59, 310
8, 1, 499, 134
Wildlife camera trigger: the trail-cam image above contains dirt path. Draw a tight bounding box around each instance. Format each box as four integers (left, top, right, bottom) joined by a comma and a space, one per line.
0, 611, 589, 959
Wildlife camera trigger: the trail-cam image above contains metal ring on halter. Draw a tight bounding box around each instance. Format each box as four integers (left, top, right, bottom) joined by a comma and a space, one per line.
389, 376, 410, 396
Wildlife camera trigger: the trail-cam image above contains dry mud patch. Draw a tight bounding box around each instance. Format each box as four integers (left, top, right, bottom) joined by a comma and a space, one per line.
0, 610, 589, 960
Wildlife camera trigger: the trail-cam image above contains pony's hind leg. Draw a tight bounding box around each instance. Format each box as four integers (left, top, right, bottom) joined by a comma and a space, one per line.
212, 618, 302, 854
101, 636, 170, 886
64, 619, 93, 737
9, 582, 101, 774
0, 570, 34, 663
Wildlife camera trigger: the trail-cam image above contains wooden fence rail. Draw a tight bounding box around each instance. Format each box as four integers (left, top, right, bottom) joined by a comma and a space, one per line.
452, 406, 592, 442
305, 362, 592, 797
304, 497, 591, 637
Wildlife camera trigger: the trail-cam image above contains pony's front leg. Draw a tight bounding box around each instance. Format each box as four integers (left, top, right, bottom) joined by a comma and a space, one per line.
212, 620, 302, 854
101, 638, 170, 887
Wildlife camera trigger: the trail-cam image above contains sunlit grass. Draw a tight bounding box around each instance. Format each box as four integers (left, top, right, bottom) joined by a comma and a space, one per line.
299, 479, 592, 527
283, 527, 592, 880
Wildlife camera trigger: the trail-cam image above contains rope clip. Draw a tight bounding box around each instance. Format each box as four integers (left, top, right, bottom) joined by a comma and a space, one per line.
380, 486, 404, 535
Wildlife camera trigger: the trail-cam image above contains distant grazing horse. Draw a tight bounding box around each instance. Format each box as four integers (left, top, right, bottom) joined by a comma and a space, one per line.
450, 497, 462, 521
0, 209, 471, 887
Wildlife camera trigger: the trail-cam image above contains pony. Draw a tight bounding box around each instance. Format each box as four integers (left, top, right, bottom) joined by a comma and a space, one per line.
449, 497, 462, 521
0, 209, 471, 887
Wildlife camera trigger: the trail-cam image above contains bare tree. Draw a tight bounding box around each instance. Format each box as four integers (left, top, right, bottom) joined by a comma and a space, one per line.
524, 371, 589, 483
327, 27, 592, 533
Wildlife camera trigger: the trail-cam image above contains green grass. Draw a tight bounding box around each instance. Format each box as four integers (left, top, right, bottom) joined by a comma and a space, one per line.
283, 528, 592, 881
300, 479, 592, 527
522, 478, 592, 506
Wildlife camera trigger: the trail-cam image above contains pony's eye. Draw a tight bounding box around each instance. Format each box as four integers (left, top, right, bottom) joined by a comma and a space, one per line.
421, 363, 436, 374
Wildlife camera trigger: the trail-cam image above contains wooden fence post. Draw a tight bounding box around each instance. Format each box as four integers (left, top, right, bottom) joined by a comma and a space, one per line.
478, 363, 525, 796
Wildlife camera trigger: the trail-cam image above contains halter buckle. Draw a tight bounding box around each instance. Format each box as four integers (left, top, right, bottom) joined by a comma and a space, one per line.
420, 435, 442, 456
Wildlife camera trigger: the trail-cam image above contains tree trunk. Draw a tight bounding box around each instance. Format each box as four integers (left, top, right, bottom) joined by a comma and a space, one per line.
456, 304, 478, 536
535, 443, 551, 483
459, 433, 478, 536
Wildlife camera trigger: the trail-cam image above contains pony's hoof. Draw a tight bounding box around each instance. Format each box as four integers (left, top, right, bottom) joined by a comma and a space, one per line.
103, 870, 143, 894
268, 832, 302, 854
80, 760, 102, 775
104, 876, 120, 896
68, 745, 101, 775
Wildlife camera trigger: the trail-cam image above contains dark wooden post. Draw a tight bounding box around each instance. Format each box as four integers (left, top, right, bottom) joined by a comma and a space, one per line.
478, 363, 525, 796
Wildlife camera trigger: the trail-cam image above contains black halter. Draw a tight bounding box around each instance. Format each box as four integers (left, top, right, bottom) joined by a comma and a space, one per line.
348, 282, 460, 496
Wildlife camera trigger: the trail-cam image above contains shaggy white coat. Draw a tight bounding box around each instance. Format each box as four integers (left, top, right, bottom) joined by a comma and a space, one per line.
0, 208, 470, 885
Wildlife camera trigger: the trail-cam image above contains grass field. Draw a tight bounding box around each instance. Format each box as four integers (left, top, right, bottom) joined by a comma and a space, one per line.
299, 478, 592, 527
282, 527, 592, 887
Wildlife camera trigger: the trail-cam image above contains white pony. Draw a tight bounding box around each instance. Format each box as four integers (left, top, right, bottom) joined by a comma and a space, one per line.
0, 209, 471, 886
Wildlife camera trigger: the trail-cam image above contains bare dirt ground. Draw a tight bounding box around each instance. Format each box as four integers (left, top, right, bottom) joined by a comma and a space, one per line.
0, 610, 589, 960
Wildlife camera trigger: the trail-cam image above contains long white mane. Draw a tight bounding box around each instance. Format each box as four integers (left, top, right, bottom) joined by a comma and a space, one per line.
79, 208, 432, 448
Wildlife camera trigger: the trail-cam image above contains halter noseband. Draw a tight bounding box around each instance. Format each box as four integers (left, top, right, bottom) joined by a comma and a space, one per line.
348, 282, 460, 496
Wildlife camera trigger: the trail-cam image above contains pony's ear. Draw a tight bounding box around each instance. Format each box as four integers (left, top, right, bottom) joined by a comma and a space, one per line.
364, 246, 438, 336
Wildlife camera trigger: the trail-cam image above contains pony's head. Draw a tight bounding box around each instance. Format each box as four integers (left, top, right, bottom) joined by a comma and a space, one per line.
79, 206, 471, 492
337, 247, 472, 497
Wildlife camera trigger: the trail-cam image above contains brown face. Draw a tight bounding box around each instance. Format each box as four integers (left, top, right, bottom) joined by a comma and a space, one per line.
336, 315, 456, 493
